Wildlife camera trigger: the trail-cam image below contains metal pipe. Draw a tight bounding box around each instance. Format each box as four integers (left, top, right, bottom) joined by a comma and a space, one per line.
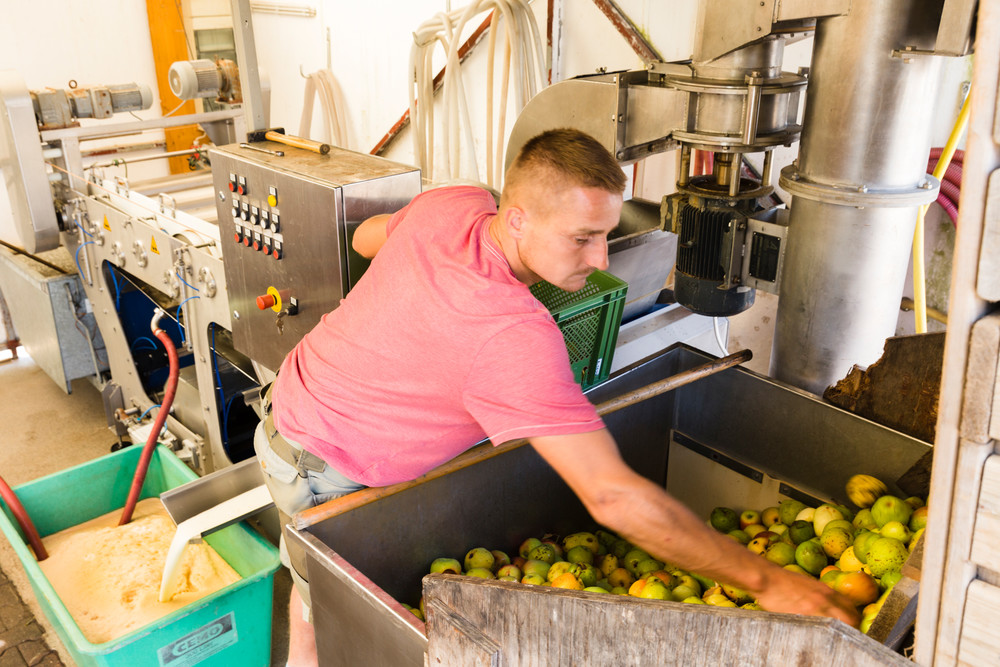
761, 149, 773, 188
90, 148, 204, 169
771, 0, 944, 394
678, 145, 692, 187
729, 152, 742, 197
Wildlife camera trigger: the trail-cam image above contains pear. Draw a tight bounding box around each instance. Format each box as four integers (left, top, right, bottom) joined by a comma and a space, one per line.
778, 499, 809, 526
870, 496, 913, 529
866, 537, 908, 578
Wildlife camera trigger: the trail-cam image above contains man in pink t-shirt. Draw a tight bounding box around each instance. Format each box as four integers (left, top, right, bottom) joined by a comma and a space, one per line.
256, 129, 859, 666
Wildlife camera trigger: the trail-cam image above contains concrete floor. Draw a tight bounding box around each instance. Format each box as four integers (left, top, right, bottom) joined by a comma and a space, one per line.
0, 350, 291, 666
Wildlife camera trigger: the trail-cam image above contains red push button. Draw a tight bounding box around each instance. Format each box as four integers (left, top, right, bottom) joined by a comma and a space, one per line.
256, 294, 277, 310
228, 181, 236, 192
243, 236, 250, 247
233, 232, 240, 242
272, 247, 282, 260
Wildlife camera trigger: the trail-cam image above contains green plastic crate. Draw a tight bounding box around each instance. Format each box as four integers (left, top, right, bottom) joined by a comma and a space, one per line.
0, 445, 280, 667
530, 270, 628, 390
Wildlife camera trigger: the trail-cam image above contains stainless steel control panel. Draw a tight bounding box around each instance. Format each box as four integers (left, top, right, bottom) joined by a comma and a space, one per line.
212, 142, 420, 370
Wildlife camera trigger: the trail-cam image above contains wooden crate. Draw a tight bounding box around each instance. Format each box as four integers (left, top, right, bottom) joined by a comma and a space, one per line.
424, 575, 910, 666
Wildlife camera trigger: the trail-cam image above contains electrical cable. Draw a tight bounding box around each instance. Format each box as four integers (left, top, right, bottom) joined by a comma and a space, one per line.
210, 324, 229, 445
74, 218, 94, 238
130, 336, 158, 352
73, 241, 95, 281
175, 294, 201, 345
175, 271, 199, 292
108, 266, 122, 311
713, 318, 729, 357
138, 404, 161, 422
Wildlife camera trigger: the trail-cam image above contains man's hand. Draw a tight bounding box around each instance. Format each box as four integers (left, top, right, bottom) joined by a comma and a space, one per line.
755, 568, 861, 627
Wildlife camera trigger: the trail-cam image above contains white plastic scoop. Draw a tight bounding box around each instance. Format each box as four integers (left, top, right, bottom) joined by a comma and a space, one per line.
158, 484, 273, 602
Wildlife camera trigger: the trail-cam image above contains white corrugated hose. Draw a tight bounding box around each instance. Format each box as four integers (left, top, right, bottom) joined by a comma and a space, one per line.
300, 68, 350, 149
409, 0, 545, 187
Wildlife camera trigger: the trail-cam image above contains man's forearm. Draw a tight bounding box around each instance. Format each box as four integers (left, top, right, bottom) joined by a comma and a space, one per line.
589, 474, 773, 595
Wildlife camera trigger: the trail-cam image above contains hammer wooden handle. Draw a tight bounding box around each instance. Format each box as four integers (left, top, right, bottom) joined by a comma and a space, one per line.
264, 131, 330, 155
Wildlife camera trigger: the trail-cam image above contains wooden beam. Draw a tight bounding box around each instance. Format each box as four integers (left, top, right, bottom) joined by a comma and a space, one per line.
591, 0, 661, 63
146, 0, 202, 174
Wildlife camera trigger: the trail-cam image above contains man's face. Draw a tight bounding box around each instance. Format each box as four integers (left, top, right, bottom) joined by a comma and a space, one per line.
513, 185, 623, 292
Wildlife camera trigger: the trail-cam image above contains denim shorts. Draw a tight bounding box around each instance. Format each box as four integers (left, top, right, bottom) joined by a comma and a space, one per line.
253, 420, 365, 604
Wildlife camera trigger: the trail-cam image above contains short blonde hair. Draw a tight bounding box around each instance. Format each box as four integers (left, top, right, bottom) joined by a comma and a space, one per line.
501, 129, 626, 211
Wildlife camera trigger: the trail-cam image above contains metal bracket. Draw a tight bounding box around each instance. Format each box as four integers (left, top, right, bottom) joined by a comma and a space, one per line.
158, 192, 177, 216
132, 239, 148, 267
198, 266, 217, 298
741, 207, 789, 294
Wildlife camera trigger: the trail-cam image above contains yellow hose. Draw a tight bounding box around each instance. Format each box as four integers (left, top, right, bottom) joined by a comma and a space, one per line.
912, 90, 972, 333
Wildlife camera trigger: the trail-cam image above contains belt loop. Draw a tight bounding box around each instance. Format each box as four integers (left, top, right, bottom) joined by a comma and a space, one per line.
260, 381, 274, 415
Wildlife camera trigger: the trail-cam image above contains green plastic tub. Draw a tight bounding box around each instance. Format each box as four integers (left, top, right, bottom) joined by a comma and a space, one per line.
530, 269, 628, 389
0, 445, 280, 667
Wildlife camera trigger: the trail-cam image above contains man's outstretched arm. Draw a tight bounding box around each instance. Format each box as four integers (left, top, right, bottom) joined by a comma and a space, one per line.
529, 428, 860, 626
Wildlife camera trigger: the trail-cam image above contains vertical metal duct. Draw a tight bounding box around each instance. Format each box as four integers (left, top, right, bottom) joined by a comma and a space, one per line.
771, 0, 944, 394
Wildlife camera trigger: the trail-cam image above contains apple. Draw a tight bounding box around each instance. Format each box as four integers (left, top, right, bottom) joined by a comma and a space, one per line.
429, 557, 461, 575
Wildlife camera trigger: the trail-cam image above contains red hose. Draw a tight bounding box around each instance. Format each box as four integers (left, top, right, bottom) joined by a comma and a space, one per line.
0, 476, 48, 560
939, 177, 962, 209
929, 147, 964, 164
119, 325, 179, 525
935, 193, 959, 226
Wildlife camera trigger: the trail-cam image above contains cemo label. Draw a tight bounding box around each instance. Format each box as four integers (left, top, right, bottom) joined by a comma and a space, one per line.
158, 612, 237, 667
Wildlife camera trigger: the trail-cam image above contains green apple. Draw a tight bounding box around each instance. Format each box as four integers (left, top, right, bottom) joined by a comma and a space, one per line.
429, 557, 462, 575
464, 548, 495, 572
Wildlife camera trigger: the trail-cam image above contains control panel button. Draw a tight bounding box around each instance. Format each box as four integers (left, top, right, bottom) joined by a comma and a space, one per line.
250, 206, 259, 225
272, 242, 282, 260
243, 236, 251, 247
230, 206, 239, 218
228, 172, 236, 192
270, 213, 280, 233
256, 293, 277, 310
268, 186, 278, 207
237, 176, 248, 196
240, 202, 249, 221
261, 210, 270, 230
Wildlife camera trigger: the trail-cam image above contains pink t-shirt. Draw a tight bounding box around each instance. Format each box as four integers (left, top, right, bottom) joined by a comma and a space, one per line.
272, 186, 603, 486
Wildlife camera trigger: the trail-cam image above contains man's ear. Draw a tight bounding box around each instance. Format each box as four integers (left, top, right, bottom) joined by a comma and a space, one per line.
504, 206, 527, 240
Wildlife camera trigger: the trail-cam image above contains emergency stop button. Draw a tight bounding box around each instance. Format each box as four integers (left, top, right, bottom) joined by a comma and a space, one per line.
256, 286, 283, 312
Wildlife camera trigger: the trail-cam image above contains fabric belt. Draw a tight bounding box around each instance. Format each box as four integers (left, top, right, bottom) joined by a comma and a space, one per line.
261, 382, 328, 476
